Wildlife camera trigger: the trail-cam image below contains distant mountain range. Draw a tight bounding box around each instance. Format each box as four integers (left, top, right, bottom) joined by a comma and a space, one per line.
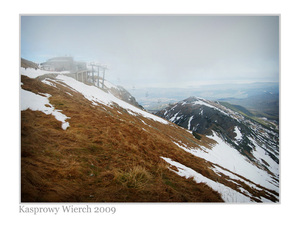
130, 82, 279, 121
219, 91, 279, 121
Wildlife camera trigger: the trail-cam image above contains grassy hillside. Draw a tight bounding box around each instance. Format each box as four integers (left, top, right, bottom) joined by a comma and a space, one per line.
21, 64, 279, 202
21, 75, 224, 202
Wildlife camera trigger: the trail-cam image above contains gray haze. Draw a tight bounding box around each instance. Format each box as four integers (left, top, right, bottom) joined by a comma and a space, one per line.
21, 15, 279, 89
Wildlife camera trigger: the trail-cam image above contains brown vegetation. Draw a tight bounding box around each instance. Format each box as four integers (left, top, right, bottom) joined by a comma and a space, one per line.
21, 73, 278, 202
21, 75, 224, 202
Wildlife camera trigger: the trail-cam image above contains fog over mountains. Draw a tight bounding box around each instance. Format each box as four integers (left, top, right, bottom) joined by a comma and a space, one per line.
131, 82, 279, 121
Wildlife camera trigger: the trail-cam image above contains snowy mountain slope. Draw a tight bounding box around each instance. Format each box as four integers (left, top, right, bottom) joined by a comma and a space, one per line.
20, 61, 141, 109
101, 79, 143, 109
156, 97, 279, 158
53, 75, 167, 124
88, 77, 143, 109
156, 97, 279, 198
20, 64, 279, 202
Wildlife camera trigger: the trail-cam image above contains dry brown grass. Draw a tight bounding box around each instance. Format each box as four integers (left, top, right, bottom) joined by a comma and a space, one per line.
21, 75, 225, 202
20, 74, 277, 202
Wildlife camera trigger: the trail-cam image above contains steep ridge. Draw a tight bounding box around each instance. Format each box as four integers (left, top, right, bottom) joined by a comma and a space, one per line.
20, 65, 279, 202
156, 97, 279, 161
156, 97, 279, 198
99, 79, 143, 109
20, 62, 141, 109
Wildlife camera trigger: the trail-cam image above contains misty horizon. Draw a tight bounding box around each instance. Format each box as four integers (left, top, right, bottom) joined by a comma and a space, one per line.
21, 15, 279, 89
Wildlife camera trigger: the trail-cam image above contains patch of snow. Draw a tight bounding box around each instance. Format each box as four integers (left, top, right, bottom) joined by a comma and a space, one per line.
234, 126, 242, 141
170, 105, 177, 111
161, 157, 252, 202
42, 78, 79, 93
55, 75, 169, 124
91, 101, 99, 106
41, 78, 57, 88
104, 80, 116, 89
186, 129, 193, 134
142, 128, 148, 132
187, 116, 194, 130
127, 110, 137, 116
211, 164, 263, 192
173, 131, 279, 193
193, 98, 229, 116
140, 119, 149, 126
249, 137, 279, 176
194, 98, 216, 109
170, 112, 179, 123
21, 88, 70, 130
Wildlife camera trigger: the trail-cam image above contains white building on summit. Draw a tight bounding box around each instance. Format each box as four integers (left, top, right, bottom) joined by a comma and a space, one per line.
40, 57, 87, 72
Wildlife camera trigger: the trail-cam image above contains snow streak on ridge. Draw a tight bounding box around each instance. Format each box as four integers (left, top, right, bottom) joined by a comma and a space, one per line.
161, 156, 251, 202
55, 75, 169, 124
173, 131, 279, 193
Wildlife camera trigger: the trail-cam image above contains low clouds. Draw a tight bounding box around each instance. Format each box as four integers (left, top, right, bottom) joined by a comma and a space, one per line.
21, 15, 279, 88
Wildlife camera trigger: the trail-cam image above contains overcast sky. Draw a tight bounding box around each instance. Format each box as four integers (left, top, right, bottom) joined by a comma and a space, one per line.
21, 15, 279, 89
